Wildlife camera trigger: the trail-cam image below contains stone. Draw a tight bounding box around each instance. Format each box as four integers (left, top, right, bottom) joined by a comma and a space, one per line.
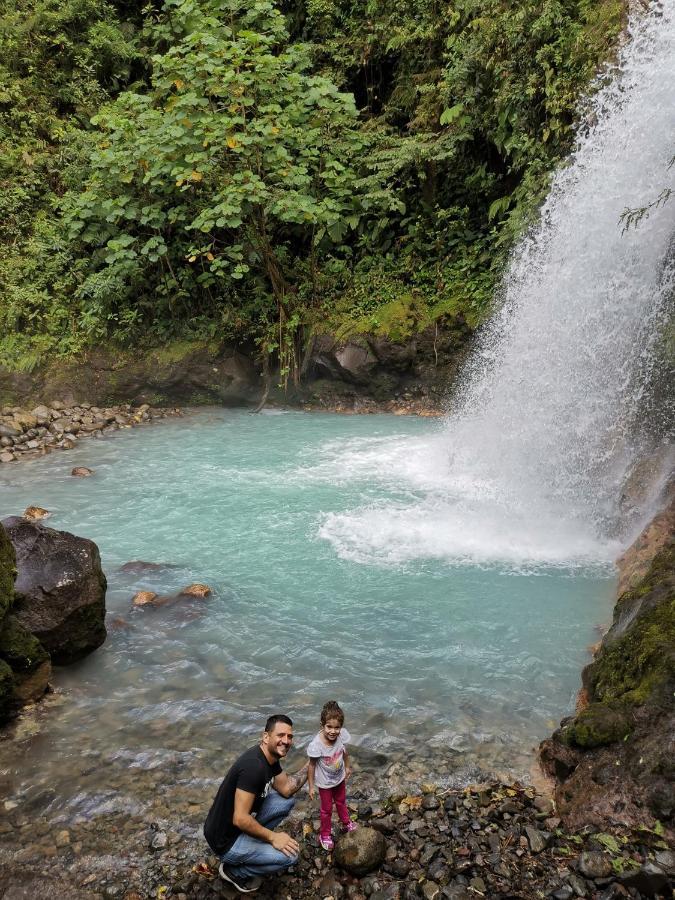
55, 829, 71, 847
0, 451, 14, 463
2, 516, 107, 664
132, 591, 159, 607
550, 888, 574, 900
23, 507, 50, 521
178, 583, 212, 598
150, 832, 168, 850
334, 827, 386, 877
619, 862, 670, 896
654, 849, 675, 875
421, 882, 440, 900
525, 826, 550, 853
71, 467, 94, 477
577, 851, 612, 879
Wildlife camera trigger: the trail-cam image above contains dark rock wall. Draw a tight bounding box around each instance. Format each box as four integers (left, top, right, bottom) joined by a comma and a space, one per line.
540, 490, 675, 832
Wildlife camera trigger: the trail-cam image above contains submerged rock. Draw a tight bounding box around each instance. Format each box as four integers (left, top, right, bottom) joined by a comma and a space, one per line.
2, 516, 107, 665
132, 591, 160, 607
71, 466, 94, 477
178, 583, 212, 598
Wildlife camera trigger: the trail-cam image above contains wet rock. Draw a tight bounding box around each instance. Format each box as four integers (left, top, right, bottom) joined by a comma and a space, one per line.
71, 466, 94, 477
577, 851, 613, 879
132, 591, 160, 607
178, 583, 212, 598
2, 516, 107, 664
421, 881, 440, 899
119, 560, 178, 575
334, 827, 386, 876
23, 507, 50, 521
0, 450, 14, 463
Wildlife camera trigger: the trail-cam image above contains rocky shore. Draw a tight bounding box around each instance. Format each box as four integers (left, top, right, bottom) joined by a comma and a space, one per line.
0, 401, 182, 465
0, 773, 673, 900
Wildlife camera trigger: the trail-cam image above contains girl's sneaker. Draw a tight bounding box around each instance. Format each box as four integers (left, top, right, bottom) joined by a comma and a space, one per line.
341, 820, 358, 833
319, 835, 334, 851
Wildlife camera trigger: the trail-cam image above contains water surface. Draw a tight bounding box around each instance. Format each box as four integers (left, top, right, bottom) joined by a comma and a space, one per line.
0, 410, 615, 823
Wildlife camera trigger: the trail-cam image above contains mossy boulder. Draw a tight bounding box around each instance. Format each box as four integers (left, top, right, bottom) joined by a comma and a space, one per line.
0, 523, 16, 621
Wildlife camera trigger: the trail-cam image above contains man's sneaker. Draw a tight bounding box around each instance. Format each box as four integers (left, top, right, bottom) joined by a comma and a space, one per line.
319, 835, 334, 851
218, 863, 262, 893
341, 820, 358, 833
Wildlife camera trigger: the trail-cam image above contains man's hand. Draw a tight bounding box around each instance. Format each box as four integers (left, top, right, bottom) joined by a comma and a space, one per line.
271, 832, 299, 857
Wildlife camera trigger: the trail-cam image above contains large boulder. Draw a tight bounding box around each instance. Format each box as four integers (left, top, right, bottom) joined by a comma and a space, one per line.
2, 516, 107, 665
334, 826, 386, 876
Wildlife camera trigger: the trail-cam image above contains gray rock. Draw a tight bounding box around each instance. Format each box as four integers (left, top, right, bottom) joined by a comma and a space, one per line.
525, 825, 550, 853
654, 849, 675, 875
619, 861, 670, 896
2, 516, 106, 664
577, 851, 612, 879
334, 826, 386, 877
550, 888, 574, 900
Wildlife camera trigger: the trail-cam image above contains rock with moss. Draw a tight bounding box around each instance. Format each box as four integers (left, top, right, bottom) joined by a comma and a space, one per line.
540, 506, 675, 830
0, 522, 16, 621
2, 516, 107, 665
0, 614, 51, 705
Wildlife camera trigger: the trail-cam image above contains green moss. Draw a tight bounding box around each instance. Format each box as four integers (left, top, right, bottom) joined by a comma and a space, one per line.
563, 702, 633, 749
0, 658, 13, 723
150, 339, 219, 367
0, 615, 50, 674
563, 544, 674, 750
0, 524, 16, 621
590, 550, 675, 706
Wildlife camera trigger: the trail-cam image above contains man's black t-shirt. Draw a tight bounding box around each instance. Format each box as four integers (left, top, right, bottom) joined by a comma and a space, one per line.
204, 746, 282, 855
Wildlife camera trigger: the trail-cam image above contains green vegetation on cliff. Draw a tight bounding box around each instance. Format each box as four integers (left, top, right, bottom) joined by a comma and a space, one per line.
563, 546, 675, 750
0, 0, 625, 375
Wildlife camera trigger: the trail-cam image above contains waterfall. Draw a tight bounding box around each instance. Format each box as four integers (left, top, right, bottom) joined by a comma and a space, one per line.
319, 2, 675, 569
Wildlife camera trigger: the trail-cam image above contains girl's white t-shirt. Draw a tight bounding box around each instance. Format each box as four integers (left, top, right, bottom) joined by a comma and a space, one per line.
306, 728, 351, 789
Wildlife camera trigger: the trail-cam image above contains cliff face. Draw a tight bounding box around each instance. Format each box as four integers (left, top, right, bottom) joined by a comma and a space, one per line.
540, 489, 675, 832
0, 320, 473, 414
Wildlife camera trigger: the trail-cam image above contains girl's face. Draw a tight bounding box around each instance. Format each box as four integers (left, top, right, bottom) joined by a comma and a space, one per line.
322, 717, 342, 743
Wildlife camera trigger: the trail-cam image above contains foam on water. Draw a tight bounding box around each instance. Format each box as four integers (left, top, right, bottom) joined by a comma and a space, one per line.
318, 3, 675, 568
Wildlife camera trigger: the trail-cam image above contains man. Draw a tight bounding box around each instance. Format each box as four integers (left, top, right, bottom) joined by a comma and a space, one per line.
204, 714, 308, 894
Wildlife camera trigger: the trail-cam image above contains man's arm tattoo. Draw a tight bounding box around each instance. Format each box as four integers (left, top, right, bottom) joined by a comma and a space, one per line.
285, 766, 309, 795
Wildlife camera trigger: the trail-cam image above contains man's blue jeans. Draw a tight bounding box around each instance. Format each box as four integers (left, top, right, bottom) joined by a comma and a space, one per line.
220, 790, 297, 879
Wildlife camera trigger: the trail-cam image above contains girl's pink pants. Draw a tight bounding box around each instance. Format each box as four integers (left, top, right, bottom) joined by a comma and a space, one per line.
318, 780, 350, 838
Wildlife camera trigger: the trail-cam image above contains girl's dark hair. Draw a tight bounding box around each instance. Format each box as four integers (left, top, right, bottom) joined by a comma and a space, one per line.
320, 700, 344, 726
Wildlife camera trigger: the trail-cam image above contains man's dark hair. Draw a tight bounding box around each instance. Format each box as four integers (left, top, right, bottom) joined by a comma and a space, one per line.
264, 714, 293, 733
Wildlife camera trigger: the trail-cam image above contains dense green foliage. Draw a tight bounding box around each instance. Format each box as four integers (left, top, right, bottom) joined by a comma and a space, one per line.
0, 0, 625, 373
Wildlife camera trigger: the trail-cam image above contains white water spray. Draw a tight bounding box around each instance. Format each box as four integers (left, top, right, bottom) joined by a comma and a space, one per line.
319, 3, 675, 569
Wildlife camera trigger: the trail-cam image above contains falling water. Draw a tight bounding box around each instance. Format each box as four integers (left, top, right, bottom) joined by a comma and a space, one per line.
320, 3, 675, 568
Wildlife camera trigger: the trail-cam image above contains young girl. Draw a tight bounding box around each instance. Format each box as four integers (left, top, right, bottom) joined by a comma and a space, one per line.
307, 700, 357, 850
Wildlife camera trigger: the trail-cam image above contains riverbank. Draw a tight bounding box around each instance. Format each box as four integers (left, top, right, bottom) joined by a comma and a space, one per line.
1, 765, 672, 900
0, 401, 182, 465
